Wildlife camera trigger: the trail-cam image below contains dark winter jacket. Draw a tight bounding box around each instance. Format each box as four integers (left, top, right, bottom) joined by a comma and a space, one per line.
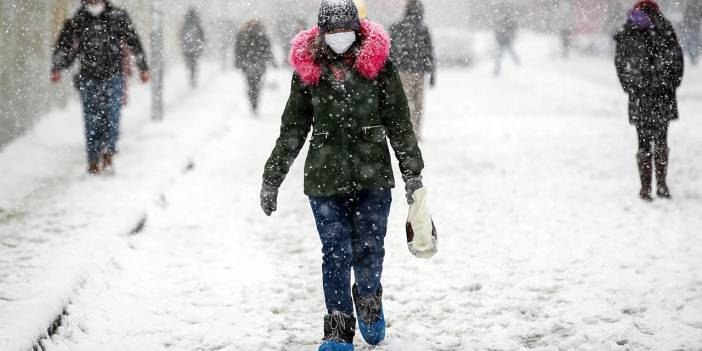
181, 10, 206, 59
495, 15, 518, 46
615, 10, 684, 125
234, 20, 275, 75
389, 0, 436, 74
263, 21, 424, 197
52, 0, 148, 81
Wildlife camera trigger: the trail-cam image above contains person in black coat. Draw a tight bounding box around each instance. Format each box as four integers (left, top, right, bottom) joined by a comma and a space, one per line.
234, 19, 276, 115
614, 0, 684, 201
181, 8, 206, 88
389, 0, 436, 141
51, 0, 149, 175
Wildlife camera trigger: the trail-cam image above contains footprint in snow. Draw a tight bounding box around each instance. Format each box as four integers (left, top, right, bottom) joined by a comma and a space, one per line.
518, 333, 545, 348
453, 283, 482, 292
621, 306, 647, 316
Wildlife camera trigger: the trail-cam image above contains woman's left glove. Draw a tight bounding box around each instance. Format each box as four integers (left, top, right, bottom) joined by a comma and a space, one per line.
260, 182, 279, 216
403, 175, 424, 205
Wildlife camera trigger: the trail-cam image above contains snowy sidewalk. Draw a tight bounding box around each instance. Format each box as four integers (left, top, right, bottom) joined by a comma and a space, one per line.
0, 63, 261, 350
40, 53, 702, 351
4, 34, 702, 350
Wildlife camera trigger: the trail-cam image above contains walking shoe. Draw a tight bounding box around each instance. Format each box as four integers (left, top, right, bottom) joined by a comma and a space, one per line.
352, 284, 385, 345
637, 151, 653, 202
88, 161, 100, 176
319, 311, 355, 351
319, 341, 354, 351
640, 188, 653, 202
102, 152, 115, 176
657, 184, 671, 198
655, 147, 671, 199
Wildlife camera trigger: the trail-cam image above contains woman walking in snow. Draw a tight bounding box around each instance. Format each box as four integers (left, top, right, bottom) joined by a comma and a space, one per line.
614, 0, 684, 201
234, 19, 275, 115
181, 8, 206, 88
260, 0, 425, 349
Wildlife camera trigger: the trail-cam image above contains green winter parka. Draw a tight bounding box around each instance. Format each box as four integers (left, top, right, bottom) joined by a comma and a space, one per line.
263, 21, 423, 197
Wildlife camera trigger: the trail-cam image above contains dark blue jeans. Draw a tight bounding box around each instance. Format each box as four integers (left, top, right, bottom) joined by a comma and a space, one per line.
309, 190, 392, 315
78, 75, 124, 163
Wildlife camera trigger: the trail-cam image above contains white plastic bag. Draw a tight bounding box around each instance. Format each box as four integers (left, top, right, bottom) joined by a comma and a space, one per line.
406, 187, 438, 259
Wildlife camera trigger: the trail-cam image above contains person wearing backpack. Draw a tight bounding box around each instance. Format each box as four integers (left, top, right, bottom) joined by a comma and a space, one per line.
234, 19, 275, 115
614, 0, 684, 201
259, 1, 425, 349
389, 0, 436, 141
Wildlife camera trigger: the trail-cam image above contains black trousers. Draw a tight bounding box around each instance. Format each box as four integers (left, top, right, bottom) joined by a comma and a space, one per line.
636, 121, 668, 155
185, 55, 200, 87
243, 66, 266, 112
246, 73, 263, 111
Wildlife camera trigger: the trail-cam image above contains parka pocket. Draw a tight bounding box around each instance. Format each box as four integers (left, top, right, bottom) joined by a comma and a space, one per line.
310, 131, 330, 149
362, 126, 387, 143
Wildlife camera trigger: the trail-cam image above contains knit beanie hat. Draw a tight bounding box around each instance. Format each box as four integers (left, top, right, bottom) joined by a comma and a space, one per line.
405, 0, 425, 19
634, 0, 660, 13
318, 0, 361, 34
628, 8, 653, 29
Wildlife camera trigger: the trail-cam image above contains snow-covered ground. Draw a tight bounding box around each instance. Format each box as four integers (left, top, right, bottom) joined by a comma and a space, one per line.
2, 33, 702, 351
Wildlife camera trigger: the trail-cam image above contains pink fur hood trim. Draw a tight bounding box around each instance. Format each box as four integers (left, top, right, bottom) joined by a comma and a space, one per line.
288, 20, 391, 86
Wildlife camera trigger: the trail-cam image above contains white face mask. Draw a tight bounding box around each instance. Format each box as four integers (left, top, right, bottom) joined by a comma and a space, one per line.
325, 32, 356, 55
86, 3, 106, 16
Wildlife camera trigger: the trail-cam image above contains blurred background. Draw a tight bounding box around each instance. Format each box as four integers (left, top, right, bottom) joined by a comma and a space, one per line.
0, 0, 695, 148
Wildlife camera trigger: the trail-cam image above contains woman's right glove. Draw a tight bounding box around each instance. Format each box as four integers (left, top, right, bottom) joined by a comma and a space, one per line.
403, 175, 424, 205
260, 182, 279, 216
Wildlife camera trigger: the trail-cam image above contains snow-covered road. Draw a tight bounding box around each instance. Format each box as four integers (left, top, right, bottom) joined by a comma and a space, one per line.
2, 34, 702, 351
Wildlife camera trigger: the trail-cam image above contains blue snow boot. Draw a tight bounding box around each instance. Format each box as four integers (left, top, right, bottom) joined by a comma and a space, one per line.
318, 311, 355, 351
352, 284, 386, 345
